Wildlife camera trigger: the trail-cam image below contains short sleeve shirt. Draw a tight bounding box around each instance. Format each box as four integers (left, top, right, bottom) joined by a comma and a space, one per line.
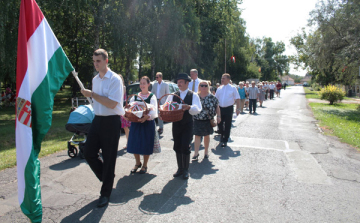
92, 68, 124, 116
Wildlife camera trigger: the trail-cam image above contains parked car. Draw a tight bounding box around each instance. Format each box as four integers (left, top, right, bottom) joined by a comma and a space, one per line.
126, 80, 179, 97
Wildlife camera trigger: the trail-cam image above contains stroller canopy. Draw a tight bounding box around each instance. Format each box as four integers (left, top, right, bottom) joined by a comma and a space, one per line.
67, 105, 95, 124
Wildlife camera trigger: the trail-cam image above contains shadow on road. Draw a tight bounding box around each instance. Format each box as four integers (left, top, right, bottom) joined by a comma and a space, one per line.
49, 157, 86, 171
112, 173, 157, 204
117, 148, 127, 157
60, 200, 107, 223
211, 145, 241, 160
190, 158, 219, 179
138, 179, 193, 215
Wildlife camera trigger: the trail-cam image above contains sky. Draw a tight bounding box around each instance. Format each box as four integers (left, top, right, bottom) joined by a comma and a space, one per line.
239, 0, 319, 76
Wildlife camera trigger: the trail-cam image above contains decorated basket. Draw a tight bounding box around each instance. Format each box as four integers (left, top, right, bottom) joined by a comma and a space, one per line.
124, 94, 149, 122
158, 94, 185, 122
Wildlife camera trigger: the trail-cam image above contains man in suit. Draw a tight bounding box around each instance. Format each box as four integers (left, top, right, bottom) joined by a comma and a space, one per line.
151, 72, 169, 134
188, 69, 202, 93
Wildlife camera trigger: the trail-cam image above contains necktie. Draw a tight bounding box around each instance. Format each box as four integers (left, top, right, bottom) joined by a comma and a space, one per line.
192, 80, 195, 91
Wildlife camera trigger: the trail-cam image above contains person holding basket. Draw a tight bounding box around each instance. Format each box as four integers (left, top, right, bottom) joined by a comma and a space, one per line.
125, 76, 158, 174
159, 73, 202, 179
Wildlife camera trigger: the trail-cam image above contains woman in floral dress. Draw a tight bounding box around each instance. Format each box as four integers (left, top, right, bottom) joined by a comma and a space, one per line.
192, 80, 220, 159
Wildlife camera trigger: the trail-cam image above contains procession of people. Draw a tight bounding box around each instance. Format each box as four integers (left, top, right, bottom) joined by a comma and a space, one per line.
80, 49, 284, 208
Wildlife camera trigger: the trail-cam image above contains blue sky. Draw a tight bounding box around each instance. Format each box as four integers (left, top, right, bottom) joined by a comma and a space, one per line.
239, 0, 319, 76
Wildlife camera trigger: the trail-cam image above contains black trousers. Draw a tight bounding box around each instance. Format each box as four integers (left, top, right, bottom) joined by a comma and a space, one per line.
270, 89, 274, 99
265, 90, 268, 100
84, 115, 121, 197
218, 106, 233, 143
249, 99, 257, 113
172, 121, 193, 155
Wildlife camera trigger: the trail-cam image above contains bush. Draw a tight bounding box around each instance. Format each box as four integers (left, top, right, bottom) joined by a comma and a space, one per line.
311, 83, 321, 91
357, 104, 360, 112
319, 85, 345, 105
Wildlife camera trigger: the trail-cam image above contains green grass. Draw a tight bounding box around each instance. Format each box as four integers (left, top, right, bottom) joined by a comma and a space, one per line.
0, 86, 74, 170
309, 102, 360, 149
304, 87, 321, 99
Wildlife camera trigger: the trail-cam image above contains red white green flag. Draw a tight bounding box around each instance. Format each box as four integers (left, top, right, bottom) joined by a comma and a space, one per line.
16, 0, 74, 222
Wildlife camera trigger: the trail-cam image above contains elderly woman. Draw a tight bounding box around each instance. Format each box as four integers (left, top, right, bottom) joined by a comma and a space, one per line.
258, 83, 265, 107
238, 81, 246, 113
193, 80, 221, 159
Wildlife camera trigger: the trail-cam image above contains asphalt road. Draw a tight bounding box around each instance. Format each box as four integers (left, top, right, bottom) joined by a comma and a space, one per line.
1, 86, 360, 222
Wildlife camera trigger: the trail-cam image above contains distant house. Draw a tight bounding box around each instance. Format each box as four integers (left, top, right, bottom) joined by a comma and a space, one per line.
281, 75, 294, 85
300, 73, 312, 84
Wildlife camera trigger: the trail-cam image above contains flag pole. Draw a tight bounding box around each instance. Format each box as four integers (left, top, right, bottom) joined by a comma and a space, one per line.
71, 71, 93, 106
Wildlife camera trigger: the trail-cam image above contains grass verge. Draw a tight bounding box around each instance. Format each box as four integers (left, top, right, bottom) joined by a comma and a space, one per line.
309, 102, 360, 149
0, 87, 73, 170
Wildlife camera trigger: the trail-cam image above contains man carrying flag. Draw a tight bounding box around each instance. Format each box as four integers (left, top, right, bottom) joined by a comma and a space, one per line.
16, 0, 74, 221
80, 49, 124, 207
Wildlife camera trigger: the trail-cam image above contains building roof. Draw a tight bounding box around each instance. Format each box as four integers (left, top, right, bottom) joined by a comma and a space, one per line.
301, 76, 312, 82
281, 75, 294, 81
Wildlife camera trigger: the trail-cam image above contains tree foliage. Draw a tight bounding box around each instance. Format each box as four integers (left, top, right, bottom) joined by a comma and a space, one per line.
1, 0, 290, 88
253, 37, 289, 81
290, 0, 360, 85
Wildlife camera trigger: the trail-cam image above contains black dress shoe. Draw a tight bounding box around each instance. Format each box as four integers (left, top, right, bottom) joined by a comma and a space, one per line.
183, 170, 189, 179
97, 196, 109, 207
221, 142, 227, 147
204, 154, 209, 159
158, 128, 163, 135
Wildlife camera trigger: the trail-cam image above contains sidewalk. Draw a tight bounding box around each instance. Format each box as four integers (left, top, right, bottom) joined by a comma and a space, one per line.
308, 98, 360, 104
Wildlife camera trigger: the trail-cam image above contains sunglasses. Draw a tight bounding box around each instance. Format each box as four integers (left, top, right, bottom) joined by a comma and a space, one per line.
200, 84, 208, 87
155, 76, 160, 78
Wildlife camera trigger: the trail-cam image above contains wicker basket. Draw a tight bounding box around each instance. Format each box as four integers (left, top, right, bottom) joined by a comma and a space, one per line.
124, 94, 149, 122
158, 94, 185, 122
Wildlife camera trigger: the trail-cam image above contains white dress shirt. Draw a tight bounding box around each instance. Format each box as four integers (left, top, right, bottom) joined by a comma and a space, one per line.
188, 78, 201, 93
215, 83, 240, 107
269, 84, 275, 90
165, 89, 202, 116
92, 68, 124, 116
129, 93, 158, 120
156, 81, 163, 99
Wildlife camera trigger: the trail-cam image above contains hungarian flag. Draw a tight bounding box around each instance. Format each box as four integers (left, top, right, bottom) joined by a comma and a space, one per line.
16, 0, 74, 222
231, 55, 236, 63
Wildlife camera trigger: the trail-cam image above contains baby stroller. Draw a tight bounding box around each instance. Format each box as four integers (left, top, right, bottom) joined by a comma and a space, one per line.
65, 105, 95, 158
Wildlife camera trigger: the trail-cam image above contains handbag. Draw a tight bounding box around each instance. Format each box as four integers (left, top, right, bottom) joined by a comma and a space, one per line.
208, 114, 217, 127
210, 118, 217, 127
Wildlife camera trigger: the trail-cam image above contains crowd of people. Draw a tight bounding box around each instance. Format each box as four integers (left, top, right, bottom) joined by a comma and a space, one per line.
0, 85, 16, 107
80, 48, 284, 208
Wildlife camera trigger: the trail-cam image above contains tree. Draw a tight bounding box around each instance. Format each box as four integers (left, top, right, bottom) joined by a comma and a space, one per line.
253, 37, 289, 81
0, 0, 20, 86
291, 0, 360, 85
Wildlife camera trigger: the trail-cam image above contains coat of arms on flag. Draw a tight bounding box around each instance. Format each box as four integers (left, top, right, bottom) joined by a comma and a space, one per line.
16, 98, 32, 128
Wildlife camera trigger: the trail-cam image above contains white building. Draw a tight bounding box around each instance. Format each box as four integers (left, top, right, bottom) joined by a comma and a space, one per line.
281, 75, 294, 85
